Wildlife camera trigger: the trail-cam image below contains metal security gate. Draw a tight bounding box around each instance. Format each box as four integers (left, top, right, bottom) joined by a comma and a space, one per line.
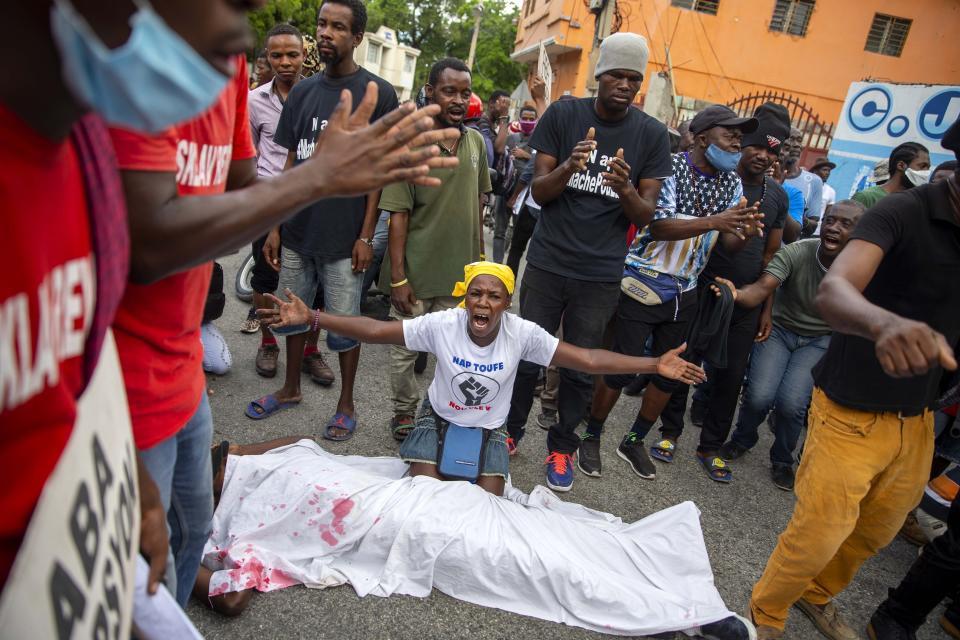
726, 90, 835, 163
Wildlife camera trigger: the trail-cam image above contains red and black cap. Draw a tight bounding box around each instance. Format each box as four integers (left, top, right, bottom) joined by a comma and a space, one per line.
741, 102, 791, 152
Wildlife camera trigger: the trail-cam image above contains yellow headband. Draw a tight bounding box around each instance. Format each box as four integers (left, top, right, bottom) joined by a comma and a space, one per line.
451, 261, 516, 307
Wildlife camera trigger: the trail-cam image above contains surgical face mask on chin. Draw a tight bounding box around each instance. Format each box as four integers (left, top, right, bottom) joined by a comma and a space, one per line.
904, 167, 931, 187
50, 0, 229, 133
705, 143, 741, 172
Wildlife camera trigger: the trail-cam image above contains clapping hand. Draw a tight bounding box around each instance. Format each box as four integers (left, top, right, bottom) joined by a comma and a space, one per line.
566, 127, 596, 173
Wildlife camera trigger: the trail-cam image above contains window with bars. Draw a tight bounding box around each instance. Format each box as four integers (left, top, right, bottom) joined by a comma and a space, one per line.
670, 0, 719, 16
769, 0, 815, 36
865, 13, 911, 57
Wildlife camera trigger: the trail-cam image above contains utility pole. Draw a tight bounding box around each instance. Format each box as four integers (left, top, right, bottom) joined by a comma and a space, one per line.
584, 0, 616, 95
466, 3, 484, 70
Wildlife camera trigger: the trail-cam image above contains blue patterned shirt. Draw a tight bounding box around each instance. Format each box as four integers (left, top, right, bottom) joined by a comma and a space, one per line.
626, 153, 742, 291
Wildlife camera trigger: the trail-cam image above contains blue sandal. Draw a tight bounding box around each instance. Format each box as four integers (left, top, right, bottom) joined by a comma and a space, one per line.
696, 452, 733, 483
245, 394, 299, 420
323, 412, 358, 441
650, 439, 677, 463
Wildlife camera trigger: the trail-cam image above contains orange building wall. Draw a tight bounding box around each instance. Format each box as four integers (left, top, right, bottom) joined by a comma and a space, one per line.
514, 0, 960, 124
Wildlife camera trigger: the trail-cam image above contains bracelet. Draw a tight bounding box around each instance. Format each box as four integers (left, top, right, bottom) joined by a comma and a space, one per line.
311, 309, 321, 333
358, 237, 373, 247
390, 278, 409, 288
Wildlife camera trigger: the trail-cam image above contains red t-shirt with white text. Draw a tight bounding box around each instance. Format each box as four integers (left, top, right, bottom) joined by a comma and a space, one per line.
0, 105, 96, 584
109, 57, 256, 449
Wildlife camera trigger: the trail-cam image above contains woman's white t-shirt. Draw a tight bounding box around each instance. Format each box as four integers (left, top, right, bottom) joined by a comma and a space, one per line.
402, 308, 560, 430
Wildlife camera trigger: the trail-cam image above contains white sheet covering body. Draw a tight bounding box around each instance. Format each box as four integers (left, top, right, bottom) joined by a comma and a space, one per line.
203, 440, 732, 636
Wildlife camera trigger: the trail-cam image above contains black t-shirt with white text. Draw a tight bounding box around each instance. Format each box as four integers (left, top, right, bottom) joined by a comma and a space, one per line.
701, 177, 788, 287
526, 98, 672, 282
274, 68, 398, 259
811, 179, 960, 414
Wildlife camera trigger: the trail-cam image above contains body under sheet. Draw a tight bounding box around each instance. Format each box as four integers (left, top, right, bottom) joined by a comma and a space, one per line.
203, 440, 733, 636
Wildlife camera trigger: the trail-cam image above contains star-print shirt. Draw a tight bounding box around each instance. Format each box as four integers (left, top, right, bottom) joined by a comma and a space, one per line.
626, 152, 742, 292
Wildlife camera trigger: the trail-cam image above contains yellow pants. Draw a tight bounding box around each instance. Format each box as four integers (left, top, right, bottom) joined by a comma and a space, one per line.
751, 387, 933, 630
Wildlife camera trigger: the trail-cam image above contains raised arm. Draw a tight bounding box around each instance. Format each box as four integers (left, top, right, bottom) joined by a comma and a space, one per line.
550, 342, 706, 386
816, 239, 956, 377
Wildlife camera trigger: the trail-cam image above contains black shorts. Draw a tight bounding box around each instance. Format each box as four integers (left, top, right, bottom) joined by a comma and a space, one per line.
251, 234, 280, 295
604, 288, 699, 393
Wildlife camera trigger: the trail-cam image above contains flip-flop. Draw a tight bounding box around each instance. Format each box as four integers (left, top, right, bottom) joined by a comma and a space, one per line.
696, 451, 733, 483
650, 438, 676, 463
323, 412, 358, 441
245, 394, 298, 420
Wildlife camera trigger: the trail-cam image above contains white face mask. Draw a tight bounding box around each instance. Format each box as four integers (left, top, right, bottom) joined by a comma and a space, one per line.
904, 167, 930, 187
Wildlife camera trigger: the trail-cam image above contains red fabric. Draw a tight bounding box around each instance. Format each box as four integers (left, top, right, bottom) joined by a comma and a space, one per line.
110, 57, 256, 449
626, 223, 639, 247
0, 105, 95, 585
946, 404, 958, 418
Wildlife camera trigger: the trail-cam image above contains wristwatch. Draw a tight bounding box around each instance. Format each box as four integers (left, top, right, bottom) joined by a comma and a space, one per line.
358, 237, 374, 247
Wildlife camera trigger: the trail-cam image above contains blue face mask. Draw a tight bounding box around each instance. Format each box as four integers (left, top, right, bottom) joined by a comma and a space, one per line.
51, 0, 229, 133
705, 144, 741, 172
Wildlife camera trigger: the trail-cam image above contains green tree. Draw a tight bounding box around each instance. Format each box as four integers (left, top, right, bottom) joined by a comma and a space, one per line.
247, 0, 524, 99
248, 0, 317, 51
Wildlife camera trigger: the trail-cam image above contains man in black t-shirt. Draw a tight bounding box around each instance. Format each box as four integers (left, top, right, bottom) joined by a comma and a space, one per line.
654, 103, 790, 482
250, 0, 399, 441
504, 32, 673, 492
750, 117, 960, 640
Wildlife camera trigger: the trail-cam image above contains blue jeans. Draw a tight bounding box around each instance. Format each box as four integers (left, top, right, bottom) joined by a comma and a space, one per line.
139, 394, 214, 606
273, 247, 363, 350
729, 324, 830, 467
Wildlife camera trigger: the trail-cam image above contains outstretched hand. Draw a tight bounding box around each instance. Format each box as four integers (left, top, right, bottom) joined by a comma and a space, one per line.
258, 289, 313, 329
656, 343, 707, 385
305, 82, 463, 197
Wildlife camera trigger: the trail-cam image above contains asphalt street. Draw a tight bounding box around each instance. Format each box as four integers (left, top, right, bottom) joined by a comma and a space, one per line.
187, 241, 942, 640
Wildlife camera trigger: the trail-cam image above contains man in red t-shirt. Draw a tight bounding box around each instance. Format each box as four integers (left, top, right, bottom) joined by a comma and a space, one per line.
2, 0, 462, 629
108, 57, 257, 606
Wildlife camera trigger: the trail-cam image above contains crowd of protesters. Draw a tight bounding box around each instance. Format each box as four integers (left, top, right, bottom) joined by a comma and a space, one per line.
2, 1, 959, 639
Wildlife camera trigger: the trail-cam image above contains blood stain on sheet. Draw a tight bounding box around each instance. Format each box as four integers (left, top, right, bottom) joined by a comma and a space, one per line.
258, 523, 265, 528
292, 532, 300, 537
269, 568, 298, 589
315, 485, 326, 491
330, 497, 354, 536
320, 530, 338, 546
209, 583, 230, 597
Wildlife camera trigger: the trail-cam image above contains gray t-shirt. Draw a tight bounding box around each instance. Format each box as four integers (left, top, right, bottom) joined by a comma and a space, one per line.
763, 238, 830, 336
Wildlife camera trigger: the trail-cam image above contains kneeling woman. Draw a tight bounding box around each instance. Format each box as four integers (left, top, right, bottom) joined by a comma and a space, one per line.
261, 262, 705, 496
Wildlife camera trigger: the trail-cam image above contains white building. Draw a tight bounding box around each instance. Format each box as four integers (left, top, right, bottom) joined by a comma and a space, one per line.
354, 26, 420, 101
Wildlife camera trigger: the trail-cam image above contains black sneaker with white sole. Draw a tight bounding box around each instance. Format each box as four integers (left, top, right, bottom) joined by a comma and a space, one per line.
537, 408, 558, 430
577, 435, 602, 477
617, 433, 656, 479
770, 464, 795, 492
697, 613, 757, 640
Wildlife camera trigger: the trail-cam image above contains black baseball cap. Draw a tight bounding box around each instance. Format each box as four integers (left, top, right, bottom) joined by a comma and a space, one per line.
809, 158, 837, 171
689, 104, 759, 135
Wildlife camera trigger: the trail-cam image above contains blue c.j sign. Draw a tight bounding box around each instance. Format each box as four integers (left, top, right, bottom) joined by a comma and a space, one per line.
828, 83, 959, 199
